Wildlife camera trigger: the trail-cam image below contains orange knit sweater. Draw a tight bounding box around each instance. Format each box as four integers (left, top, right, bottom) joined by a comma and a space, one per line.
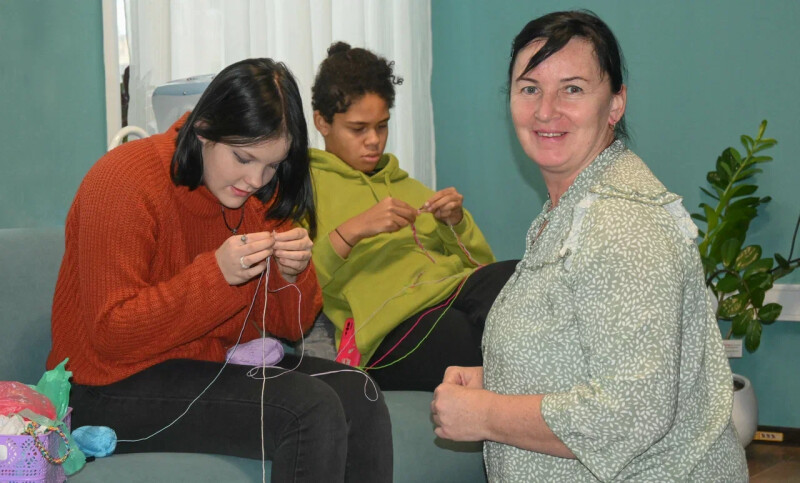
47, 118, 322, 385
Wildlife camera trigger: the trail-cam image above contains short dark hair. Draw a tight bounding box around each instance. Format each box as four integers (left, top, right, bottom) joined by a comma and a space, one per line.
509, 10, 628, 141
311, 42, 402, 123
172, 58, 316, 237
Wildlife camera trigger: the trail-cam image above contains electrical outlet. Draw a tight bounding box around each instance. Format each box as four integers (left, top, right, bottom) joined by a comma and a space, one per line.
754, 430, 784, 442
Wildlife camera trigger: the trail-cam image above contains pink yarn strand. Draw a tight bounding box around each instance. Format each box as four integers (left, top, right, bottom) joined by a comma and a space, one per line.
449, 224, 483, 267
411, 222, 437, 263
366, 274, 469, 369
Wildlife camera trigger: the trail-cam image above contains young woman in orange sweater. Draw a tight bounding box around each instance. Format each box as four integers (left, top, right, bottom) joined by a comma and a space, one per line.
47, 58, 392, 482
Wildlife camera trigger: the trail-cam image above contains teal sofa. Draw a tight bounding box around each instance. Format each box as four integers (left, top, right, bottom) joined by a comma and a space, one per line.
0, 227, 485, 482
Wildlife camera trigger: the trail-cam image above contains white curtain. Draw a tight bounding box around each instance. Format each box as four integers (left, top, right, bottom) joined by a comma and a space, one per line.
124, 0, 435, 187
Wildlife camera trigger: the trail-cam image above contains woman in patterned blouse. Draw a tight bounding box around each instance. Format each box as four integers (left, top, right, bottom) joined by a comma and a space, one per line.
431, 10, 748, 481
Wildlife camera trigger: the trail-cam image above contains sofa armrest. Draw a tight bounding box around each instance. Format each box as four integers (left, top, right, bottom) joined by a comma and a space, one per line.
0, 227, 65, 384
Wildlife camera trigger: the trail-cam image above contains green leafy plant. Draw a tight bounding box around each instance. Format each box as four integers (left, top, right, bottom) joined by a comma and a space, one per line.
692, 120, 800, 353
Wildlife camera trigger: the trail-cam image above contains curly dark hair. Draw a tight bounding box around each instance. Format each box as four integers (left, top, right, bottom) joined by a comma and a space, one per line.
311, 42, 403, 123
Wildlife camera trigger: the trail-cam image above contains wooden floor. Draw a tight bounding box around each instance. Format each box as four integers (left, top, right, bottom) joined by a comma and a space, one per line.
748, 442, 800, 482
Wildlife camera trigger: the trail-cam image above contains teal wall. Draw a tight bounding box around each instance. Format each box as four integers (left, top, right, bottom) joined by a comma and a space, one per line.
1, 0, 797, 431
0, 0, 107, 228
432, 1, 800, 428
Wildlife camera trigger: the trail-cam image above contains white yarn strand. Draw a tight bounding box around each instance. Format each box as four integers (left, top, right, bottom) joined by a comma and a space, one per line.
117, 268, 267, 444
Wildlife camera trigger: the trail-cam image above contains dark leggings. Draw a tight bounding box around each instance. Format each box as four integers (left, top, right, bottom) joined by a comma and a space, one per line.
367, 260, 519, 391
70, 356, 393, 483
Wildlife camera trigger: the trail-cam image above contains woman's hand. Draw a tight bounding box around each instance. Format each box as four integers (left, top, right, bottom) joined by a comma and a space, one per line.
338, 197, 418, 246
215, 232, 275, 285
421, 187, 464, 225
273, 227, 313, 283
431, 367, 491, 442
434, 366, 575, 456
442, 365, 484, 389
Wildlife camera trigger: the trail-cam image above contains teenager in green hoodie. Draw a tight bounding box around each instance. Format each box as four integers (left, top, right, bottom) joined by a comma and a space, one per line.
306, 42, 518, 391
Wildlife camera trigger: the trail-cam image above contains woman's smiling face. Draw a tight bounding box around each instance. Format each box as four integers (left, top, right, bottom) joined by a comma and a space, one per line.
510, 37, 626, 180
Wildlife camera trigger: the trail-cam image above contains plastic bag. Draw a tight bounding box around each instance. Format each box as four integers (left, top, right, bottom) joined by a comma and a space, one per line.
0, 381, 56, 420
32, 359, 72, 422
33, 358, 86, 475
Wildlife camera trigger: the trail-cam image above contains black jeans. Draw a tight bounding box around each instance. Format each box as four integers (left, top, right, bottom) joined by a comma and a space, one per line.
71, 356, 393, 482
368, 260, 519, 391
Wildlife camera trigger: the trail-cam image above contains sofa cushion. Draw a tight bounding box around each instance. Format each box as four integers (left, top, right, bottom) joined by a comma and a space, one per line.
67, 391, 485, 482
0, 227, 486, 482
69, 453, 266, 482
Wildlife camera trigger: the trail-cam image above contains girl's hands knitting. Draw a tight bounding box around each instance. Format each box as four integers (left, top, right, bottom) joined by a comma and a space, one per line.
273, 227, 313, 283
338, 196, 418, 246
420, 187, 464, 226
216, 231, 274, 285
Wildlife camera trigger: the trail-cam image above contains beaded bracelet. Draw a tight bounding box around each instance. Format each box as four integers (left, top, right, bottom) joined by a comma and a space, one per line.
23, 421, 71, 465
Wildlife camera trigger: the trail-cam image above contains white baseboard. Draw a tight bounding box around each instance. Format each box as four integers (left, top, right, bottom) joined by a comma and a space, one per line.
765, 284, 800, 322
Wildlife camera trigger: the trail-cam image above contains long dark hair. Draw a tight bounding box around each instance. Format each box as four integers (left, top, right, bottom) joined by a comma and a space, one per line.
172, 58, 316, 237
509, 10, 628, 141
311, 42, 402, 123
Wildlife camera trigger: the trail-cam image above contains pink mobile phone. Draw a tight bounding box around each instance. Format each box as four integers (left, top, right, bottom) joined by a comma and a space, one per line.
335, 318, 361, 367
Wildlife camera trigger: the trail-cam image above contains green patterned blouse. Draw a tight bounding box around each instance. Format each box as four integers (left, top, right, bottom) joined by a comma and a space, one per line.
483, 141, 748, 481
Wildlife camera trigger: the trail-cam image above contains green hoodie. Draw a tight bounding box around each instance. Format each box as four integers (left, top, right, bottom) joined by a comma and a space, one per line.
308, 148, 496, 364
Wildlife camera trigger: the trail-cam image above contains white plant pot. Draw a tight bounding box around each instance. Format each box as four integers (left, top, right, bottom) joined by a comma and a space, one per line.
731, 374, 758, 447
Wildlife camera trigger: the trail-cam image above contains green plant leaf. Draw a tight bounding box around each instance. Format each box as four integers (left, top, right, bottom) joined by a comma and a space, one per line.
773, 266, 795, 281
743, 258, 774, 278
702, 256, 717, 275
727, 196, 760, 212
740, 134, 754, 151
730, 148, 743, 167
710, 226, 748, 263
723, 207, 757, 227
709, 224, 732, 260
700, 187, 719, 201
734, 168, 763, 183
707, 171, 724, 189
716, 153, 733, 178
734, 245, 762, 271
720, 239, 741, 268
758, 303, 782, 324
731, 310, 753, 336
775, 253, 790, 268
753, 140, 777, 154
716, 274, 741, 293
691, 213, 707, 223
718, 293, 748, 318
729, 184, 758, 199
721, 205, 757, 227
750, 155, 773, 163
745, 319, 762, 353
743, 271, 772, 291
757, 120, 767, 138
720, 214, 751, 234
751, 288, 766, 308
701, 203, 718, 232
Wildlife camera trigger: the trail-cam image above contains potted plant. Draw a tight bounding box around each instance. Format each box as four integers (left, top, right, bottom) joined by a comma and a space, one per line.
691, 120, 800, 446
